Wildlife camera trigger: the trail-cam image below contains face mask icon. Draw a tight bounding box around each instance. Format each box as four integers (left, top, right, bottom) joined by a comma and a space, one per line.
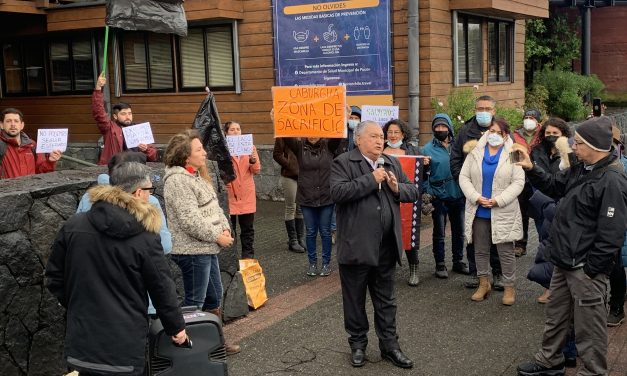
293, 30, 309, 43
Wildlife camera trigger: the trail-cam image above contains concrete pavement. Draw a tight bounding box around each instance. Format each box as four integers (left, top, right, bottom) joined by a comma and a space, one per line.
224, 200, 627, 376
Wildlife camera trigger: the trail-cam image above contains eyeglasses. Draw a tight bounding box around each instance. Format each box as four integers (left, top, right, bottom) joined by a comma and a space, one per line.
476, 107, 494, 112
140, 187, 156, 194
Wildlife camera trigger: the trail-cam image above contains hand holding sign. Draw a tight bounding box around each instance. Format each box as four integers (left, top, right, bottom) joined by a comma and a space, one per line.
226, 134, 254, 156
122, 122, 155, 149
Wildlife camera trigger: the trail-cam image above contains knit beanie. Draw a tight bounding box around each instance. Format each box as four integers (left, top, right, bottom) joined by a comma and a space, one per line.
524, 109, 541, 121
574, 116, 612, 152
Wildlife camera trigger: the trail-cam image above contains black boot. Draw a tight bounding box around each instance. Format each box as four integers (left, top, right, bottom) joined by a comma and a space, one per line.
285, 220, 305, 253
295, 218, 306, 249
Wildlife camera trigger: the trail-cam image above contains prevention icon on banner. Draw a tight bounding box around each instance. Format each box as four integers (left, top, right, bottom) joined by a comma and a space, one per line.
272, 85, 347, 138
226, 134, 254, 156
361, 105, 399, 126
122, 122, 155, 148
36, 129, 68, 153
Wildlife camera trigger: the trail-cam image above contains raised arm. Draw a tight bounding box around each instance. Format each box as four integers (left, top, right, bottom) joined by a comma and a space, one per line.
92, 74, 112, 134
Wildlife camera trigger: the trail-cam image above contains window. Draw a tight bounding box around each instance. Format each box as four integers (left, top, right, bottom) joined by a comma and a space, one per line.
178, 25, 235, 90
1, 41, 46, 95
488, 21, 512, 82
120, 32, 174, 92
49, 36, 95, 93
456, 15, 482, 84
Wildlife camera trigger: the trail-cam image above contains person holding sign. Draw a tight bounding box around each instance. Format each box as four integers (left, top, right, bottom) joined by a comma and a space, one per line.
224, 121, 261, 259
93, 74, 157, 165
0, 108, 61, 179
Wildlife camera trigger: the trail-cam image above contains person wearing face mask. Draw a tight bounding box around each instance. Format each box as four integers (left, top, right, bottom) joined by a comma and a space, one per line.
382, 119, 425, 285
511, 109, 543, 257
450, 95, 504, 290
459, 118, 525, 306
421, 114, 470, 284
335, 106, 362, 157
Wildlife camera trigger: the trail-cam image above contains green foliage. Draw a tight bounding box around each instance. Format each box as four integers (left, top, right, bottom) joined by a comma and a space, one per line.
496, 107, 524, 131
525, 15, 581, 85
430, 88, 476, 134
532, 69, 605, 121
524, 84, 549, 120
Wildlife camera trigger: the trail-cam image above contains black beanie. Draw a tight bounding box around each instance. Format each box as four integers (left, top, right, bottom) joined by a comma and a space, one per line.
575, 116, 613, 152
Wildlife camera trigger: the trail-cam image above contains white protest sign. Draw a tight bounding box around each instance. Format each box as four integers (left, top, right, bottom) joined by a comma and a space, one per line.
36, 129, 68, 153
122, 122, 154, 148
226, 134, 254, 156
361, 105, 399, 127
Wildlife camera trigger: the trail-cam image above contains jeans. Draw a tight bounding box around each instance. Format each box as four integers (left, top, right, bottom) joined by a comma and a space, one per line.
431, 197, 465, 264
301, 204, 334, 265
170, 254, 223, 311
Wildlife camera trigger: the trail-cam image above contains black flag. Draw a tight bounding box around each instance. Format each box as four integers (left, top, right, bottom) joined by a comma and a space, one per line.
192, 91, 236, 184
106, 0, 188, 36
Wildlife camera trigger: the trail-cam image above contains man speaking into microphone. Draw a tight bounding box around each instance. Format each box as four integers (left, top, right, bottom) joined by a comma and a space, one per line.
330, 120, 420, 369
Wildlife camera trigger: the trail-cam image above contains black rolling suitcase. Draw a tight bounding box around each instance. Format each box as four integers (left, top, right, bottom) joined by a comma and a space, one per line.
146, 307, 228, 376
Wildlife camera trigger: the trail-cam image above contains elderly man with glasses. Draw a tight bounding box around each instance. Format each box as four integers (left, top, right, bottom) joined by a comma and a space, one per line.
515, 117, 627, 376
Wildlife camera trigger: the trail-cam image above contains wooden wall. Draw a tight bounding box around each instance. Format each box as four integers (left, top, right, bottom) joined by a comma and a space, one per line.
1, 0, 528, 147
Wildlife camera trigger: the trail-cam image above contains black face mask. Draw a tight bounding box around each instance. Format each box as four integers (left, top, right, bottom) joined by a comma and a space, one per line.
434, 131, 449, 141
544, 135, 559, 146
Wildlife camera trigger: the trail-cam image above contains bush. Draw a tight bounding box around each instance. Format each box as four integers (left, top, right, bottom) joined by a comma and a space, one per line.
532, 69, 605, 121
525, 84, 549, 119
431, 88, 476, 134
496, 107, 525, 131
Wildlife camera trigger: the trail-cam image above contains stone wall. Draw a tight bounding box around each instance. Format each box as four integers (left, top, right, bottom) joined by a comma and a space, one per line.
0, 163, 248, 376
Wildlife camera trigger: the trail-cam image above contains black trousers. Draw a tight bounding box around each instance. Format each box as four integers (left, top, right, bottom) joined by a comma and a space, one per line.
231, 213, 255, 259
515, 182, 533, 249
339, 240, 399, 352
609, 254, 626, 312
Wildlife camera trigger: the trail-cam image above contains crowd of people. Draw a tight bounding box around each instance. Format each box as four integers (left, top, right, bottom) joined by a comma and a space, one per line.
2, 86, 627, 376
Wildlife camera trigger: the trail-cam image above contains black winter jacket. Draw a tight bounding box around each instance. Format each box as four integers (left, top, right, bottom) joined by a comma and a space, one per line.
527, 152, 627, 278
46, 185, 184, 375
285, 138, 340, 207
449, 116, 489, 180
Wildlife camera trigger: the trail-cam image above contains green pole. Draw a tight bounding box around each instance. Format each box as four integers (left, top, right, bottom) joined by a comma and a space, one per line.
101, 26, 109, 75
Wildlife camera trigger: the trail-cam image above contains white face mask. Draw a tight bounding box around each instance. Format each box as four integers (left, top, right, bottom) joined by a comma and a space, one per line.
348, 119, 359, 130
487, 133, 504, 147
523, 119, 537, 131
386, 139, 403, 149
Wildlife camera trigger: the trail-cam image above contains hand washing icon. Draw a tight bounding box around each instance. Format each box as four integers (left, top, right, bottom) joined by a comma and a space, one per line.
323, 24, 338, 43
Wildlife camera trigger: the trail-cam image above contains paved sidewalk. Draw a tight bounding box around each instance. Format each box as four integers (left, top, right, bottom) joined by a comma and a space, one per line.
224, 200, 626, 376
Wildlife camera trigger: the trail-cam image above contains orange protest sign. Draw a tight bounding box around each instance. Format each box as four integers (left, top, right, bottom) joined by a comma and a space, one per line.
272, 86, 347, 138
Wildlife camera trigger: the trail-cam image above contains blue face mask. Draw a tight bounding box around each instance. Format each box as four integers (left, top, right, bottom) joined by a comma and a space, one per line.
476, 112, 492, 127
348, 119, 359, 130
386, 139, 403, 149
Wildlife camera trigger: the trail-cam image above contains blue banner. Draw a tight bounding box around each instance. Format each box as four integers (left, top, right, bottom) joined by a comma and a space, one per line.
273, 0, 391, 95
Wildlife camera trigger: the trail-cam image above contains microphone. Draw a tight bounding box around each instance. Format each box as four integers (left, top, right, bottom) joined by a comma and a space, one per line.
376, 157, 385, 190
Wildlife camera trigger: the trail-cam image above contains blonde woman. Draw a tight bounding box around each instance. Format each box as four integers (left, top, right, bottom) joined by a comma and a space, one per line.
459, 118, 525, 305
163, 130, 240, 355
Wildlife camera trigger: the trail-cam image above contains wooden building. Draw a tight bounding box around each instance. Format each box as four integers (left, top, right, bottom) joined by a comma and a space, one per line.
0, 0, 547, 147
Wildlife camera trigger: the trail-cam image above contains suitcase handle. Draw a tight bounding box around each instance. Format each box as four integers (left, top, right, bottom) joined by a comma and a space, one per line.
172, 335, 193, 349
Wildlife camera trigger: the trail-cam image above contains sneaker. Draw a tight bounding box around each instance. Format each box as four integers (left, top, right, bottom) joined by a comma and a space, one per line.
517, 361, 565, 376
463, 275, 479, 289
435, 263, 448, 279
493, 274, 505, 291
607, 309, 625, 327
452, 262, 470, 275
307, 264, 318, 276
320, 264, 331, 276
514, 247, 527, 257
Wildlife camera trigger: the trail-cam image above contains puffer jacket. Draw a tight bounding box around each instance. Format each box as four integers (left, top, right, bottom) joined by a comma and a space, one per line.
164, 166, 231, 255
45, 185, 184, 375
458, 132, 525, 244
422, 114, 463, 201
526, 190, 557, 289
450, 116, 488, 180
226, 146, 261, 215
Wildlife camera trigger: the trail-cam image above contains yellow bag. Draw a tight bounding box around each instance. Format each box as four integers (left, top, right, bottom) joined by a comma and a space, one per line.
239, 259, 268, 309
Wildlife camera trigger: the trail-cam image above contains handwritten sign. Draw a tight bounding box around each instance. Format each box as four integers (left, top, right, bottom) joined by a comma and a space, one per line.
36, 129, 68, 153
122, 122, 154, 148
226, 134, 254, 156
272, 85, 346, 138
361, 105, 399, 127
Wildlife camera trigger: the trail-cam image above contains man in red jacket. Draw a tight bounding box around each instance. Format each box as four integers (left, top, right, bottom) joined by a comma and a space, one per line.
0, 108, 61, 179
92, 74, 158, 165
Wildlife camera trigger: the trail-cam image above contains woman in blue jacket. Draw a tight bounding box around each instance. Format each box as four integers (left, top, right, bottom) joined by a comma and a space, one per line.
421, 114, 469, 281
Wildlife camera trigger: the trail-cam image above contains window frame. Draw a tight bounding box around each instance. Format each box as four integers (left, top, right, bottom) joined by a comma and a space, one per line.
1, 39, 47, 97
488, 20, 513, 83
47, 34, 99, 95
176, 23, 237, 93
119, 31, 175, 93
455, 14, 483, 85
